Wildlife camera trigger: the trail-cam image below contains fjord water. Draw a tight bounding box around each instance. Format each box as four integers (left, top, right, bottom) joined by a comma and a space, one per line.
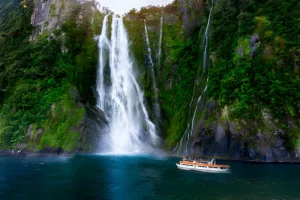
1, 156, 300, 200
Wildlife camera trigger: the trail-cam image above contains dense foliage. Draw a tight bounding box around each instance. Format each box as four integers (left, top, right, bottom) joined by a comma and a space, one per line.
208, 0, 300, 148
0, 0, 100, 149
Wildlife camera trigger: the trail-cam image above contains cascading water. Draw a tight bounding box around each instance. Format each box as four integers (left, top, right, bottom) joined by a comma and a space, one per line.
144, 20, 161, 121
174, 82, 197, 154
203, 7, 213, 73
175, 5, 214, 155
158, 17, 163, 71
97, 15, 109, 110
97, 15, 159, 154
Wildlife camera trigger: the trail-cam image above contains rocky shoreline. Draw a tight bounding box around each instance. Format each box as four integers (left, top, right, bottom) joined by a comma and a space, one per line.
168, 154, 300, 164
0, 149, 82, 157
2, 149, 300, 164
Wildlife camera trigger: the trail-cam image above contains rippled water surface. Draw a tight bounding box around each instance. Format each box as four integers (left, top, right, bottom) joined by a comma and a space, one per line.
0, 155, 300, 199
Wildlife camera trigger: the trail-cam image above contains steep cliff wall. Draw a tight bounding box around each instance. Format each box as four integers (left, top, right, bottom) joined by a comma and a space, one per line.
31, 0, 72, 40
125, 0, 300, 162
30, 0, 98, 40
186, 0, 300, 162
0, 0, 106, 153
0, 0, 299, 160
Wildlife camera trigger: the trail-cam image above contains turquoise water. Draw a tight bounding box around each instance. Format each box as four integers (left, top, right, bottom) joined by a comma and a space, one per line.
0, 155, 299, 199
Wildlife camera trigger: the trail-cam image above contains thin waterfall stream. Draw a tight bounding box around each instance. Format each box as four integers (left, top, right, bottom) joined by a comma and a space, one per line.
158, 17, 163, 72
175, 5, 214, 155
144, 20, 161, 122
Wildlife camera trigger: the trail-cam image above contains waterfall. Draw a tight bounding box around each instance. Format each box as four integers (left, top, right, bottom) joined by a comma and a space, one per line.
203, 7, 213, 73
176, 5, 214, 155
97, 15, 109, 111
158, 17, 163, 71
176, 82, 196, 155
144, 20, 161, 121
97, 15, 159, 154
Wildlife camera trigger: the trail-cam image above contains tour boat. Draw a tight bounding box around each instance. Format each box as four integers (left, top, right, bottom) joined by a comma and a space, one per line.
176, 157, 230, 173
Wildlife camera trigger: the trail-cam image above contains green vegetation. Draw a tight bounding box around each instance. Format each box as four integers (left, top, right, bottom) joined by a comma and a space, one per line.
208, 0, 300, 149
0, 0, 101, 150
125, 2, 203, 148
34, 90, 86, 151
126, 0, 300, 150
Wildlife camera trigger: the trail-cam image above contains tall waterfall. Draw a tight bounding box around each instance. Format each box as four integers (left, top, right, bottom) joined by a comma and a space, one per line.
97, 15, 159, 154
174, 6, 214, 155
144, 20, 161, 121
158, 17, 163, 70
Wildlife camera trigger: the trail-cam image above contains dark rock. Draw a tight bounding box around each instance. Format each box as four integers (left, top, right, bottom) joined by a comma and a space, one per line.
250, 34, 260, 58
27, 124, 34, 138
250, 45, 258, 58
286, 116, 295, 130
69, 87, 81, 104
189, 102, 300, 162
84, 105, 108, 151
17, 143, 27, 150
34, 128, 44, 142
38, 147, 65, 155
250, 34, 260, 48
205, 101, 217, 116
265, 147, 273, 162
278, 129, 286, 136
17, 150, 27, 157
0, 150, 27, 157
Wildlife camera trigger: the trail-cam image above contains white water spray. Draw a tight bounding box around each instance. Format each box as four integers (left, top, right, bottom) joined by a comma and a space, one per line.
97, 15, 159, 154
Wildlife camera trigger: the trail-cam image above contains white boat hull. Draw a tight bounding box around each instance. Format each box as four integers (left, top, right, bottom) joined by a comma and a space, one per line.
176, 163, 230, 173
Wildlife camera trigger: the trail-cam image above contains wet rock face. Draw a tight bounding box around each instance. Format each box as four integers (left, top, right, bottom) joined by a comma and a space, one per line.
250, 34, 260, 58
30, 0, 76, 40
31, 0, 52, 27
34, 128, 44, 142
38, 147, 64, 154
191, 101, 300, 162
84, 105, 108, 151
30, 0, 53, 40
192, 126, 300, 162
0, 150, 27, 157
27, 124, 34, 138
177, 0, 201, 35
250, 34, 260, 47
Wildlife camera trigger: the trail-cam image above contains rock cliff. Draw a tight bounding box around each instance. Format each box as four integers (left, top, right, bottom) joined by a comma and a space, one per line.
30, 0, 97, 40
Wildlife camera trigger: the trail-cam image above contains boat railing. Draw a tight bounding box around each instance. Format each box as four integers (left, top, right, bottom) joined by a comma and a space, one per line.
209, 158, 216, 165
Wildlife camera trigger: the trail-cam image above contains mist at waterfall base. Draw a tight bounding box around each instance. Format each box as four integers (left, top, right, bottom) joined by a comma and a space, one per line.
1, 156, 300, 200
96, 15, 160, 154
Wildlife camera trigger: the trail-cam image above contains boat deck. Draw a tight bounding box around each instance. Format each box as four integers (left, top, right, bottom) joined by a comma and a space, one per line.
179, 161, 230, 168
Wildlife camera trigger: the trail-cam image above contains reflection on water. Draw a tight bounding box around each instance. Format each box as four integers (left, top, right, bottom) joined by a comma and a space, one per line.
0, 155, 300, 200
